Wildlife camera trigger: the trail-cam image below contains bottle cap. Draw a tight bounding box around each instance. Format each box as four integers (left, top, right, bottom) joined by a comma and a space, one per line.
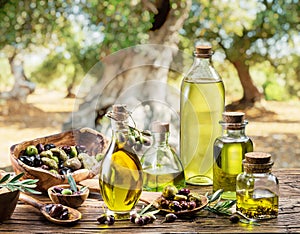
151, 121, 169, 133
194, 45, 213, 58
243, 152, 274, 173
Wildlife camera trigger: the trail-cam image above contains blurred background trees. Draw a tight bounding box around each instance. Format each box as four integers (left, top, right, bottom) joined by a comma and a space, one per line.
0, 0, 299, 123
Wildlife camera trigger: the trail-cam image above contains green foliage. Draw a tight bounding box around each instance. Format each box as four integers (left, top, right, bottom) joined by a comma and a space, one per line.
263, 81, 289, 101
81, 0, 154, 57
0, 172, 41, 194
0, 0, 299, 100
181, 0, 300, 99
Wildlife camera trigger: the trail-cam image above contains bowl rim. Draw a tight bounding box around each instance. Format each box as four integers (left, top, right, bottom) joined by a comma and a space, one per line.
48, 184, 90, 197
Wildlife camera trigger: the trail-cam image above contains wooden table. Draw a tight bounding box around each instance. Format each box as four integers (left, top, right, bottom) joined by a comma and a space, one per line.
1, 168, 299, 233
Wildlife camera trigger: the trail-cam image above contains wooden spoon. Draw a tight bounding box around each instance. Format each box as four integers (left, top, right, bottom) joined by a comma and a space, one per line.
19, 193, 82, 225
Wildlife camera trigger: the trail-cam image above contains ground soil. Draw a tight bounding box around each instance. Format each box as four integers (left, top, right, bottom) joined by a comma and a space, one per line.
0, 89, 299, 170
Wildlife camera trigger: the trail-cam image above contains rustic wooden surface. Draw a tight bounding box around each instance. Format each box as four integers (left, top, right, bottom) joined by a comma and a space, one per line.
0, 168, 299, 233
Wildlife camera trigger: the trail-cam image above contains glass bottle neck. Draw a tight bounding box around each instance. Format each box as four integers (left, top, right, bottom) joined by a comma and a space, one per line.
223, 128, 246, 137
186, 55, 220, 81
152, 132, 169, 147
220, 122, 248, 138
111, 119, 129, 133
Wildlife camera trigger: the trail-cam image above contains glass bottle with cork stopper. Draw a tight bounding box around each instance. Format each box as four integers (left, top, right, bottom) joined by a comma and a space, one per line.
236, 152, 279, 220
141, 121, 185, 192
213, 112, 253, 200
180, 45, 225, 186
98, 104, 143, 220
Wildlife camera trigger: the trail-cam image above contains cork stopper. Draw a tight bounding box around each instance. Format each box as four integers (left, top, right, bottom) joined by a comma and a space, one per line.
110, 104, 129, 121
243, 152, 274, 173
194, 45, 213, 58
151, 121, 169, 133
220, 112, 247, 130
223, 112, 245, 123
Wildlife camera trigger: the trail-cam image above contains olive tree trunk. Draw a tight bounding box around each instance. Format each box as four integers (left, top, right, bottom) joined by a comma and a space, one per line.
64, 0, 192, 148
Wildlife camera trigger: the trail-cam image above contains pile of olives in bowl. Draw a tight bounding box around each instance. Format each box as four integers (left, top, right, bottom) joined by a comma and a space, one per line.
153, 185, 208, 215
18, 143, 97, 175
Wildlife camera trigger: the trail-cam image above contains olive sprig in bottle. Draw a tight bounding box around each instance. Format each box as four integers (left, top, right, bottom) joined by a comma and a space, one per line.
106, 108, 152, 151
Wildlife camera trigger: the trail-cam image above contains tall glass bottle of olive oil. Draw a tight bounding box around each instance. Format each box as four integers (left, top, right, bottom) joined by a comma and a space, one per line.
180, 45, 225, 185
213, 112, 253, 199
99, 104, 143, 220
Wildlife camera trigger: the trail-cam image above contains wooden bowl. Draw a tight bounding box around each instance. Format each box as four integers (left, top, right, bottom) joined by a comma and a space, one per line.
0, 188, 20, 222
48, 184, 89, 208
10, 128, 109, 193
152, 195, 209, 216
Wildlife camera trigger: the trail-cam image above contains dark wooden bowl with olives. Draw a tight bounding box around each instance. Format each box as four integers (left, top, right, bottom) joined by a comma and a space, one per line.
10, 128, 109, 193
48, 184, 89, 208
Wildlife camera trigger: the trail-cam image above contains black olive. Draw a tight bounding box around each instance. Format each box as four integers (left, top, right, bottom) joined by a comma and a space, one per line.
169, 201, 182, 212
130, 213, 139, 223
19, 156, 34, 166
44, 143, 56, 151
33, 155, 42, 167
187, 201, 197, 210
134, 217, 144, 226
180, 201, 189, 210
49, 204, 64, 218
97, 214, 114, 225
178, 188, 191, 196
229, 214, 240, 223
52, 186, 63, 194
36, 143, 44, 153
165, 213, 177, 223
45, 204, 54, 213
59, 210, 69, 220
97, 214, 107, 224
142, 215, 151, 224
106, 215, 115, 225
61, 145, 71, 154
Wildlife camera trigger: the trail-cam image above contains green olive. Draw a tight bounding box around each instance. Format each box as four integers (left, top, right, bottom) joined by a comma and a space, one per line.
69, 146, 78, 158
25, 145, 39, 156
50, 148, 68, 161
41, 157, 58, 170
61, 189, 73, 195
40, 150, 53, 158
162, 185, 178, 199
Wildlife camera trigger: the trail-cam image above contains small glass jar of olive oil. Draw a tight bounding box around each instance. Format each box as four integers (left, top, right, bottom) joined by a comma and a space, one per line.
236, 152, 279, 220
213, 112, 253, 200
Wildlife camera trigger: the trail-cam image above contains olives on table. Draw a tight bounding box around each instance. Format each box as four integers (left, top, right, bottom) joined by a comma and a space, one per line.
155, 185, 203, 213
45, 204, 70, 220
18, 143, 92, 175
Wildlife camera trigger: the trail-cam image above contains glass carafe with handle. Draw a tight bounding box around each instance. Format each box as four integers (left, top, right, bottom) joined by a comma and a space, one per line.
98, 104, 143, 220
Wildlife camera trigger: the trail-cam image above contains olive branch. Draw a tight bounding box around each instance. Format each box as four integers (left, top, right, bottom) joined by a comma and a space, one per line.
0, 172, 41, 194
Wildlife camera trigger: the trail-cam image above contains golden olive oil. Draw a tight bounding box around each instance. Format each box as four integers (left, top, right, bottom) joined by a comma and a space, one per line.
99, 141, 143, 217
236, 189, 279, 219
213, 140, 253, 199
143, 168, 185, 192
180, 79, 225, 185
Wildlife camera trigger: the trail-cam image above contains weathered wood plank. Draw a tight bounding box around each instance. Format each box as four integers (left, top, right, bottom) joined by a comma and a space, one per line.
0, 168, 299, 233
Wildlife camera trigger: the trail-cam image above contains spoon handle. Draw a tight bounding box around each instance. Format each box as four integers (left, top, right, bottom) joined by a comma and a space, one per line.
19, 193, 45, 210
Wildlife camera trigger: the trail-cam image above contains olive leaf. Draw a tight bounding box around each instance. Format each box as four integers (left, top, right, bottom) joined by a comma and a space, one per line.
0, 172, 41, 194
204, 189, 236, 216
67, 173, 78, 192
0, 173, 11, 184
